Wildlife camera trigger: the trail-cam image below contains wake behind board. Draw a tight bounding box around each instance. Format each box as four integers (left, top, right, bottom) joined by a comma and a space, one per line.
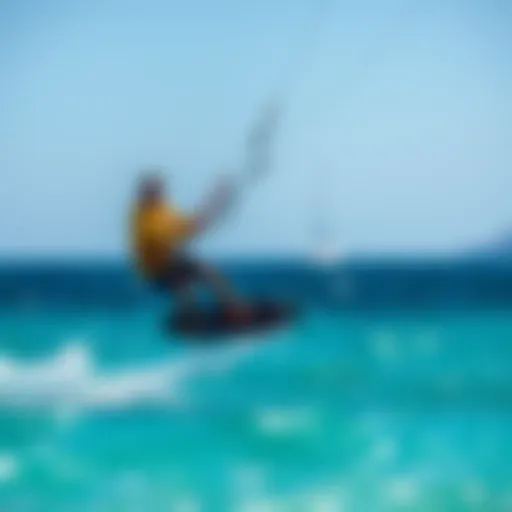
166, 300, 298, 339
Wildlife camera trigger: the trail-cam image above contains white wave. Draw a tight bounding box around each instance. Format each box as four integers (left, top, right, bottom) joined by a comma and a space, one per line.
461, 480, 486, 506
385, 475, 420, 506
0, 453, 20, 482
370, 330, 399, 362
254, 406, 318, 436
0, 337, 258, 412
238, 481, 347, 512
371, 437, 397, 465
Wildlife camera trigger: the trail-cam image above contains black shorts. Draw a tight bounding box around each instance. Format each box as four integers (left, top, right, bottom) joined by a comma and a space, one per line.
151, 253, 202, 292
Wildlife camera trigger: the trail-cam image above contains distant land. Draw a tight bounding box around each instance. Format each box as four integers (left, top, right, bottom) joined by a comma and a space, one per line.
468, 230, 512, 260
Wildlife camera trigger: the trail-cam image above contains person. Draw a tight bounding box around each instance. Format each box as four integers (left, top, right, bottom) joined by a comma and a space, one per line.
130, 170, 250, 322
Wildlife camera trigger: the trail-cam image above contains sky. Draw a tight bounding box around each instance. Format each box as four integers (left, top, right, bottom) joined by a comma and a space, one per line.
0, 0, 511, 259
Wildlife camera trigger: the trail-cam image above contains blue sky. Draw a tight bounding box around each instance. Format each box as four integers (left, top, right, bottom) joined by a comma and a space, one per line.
1, 0, 511, 258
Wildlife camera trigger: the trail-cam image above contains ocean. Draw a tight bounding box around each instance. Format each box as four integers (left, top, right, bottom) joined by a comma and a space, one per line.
1, 259, 511, 511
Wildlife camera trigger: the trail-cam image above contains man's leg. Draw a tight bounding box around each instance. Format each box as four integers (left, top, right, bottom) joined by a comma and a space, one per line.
167, 253, 250, 321
156, 256, 201, 314
173, 282, 198, 314
193, 261, 252, 322
195, 261, 245, 307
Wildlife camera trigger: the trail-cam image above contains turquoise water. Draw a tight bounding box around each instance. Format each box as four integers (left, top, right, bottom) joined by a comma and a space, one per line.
1, 307, 512, 511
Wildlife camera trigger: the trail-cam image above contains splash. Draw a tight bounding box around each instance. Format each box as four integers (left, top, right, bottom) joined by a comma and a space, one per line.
0, 338, 258, 412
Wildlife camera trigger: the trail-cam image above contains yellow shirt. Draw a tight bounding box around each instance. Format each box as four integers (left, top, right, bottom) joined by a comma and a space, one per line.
130, 201, 195, 277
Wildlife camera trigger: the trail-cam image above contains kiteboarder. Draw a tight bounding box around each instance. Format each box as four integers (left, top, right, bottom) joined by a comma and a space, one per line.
130, 170, 251, 323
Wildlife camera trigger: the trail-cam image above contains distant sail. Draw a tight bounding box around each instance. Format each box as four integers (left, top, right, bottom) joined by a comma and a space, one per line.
310, 241, 342, 266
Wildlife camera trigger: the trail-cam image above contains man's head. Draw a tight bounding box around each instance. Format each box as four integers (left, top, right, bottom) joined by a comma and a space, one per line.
137, 169, 166, 204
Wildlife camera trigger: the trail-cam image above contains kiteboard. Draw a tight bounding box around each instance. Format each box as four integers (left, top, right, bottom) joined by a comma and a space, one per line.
166, 300, 298, 339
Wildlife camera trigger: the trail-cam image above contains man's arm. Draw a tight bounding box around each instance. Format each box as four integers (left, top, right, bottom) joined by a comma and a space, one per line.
188, 175, 236, 235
